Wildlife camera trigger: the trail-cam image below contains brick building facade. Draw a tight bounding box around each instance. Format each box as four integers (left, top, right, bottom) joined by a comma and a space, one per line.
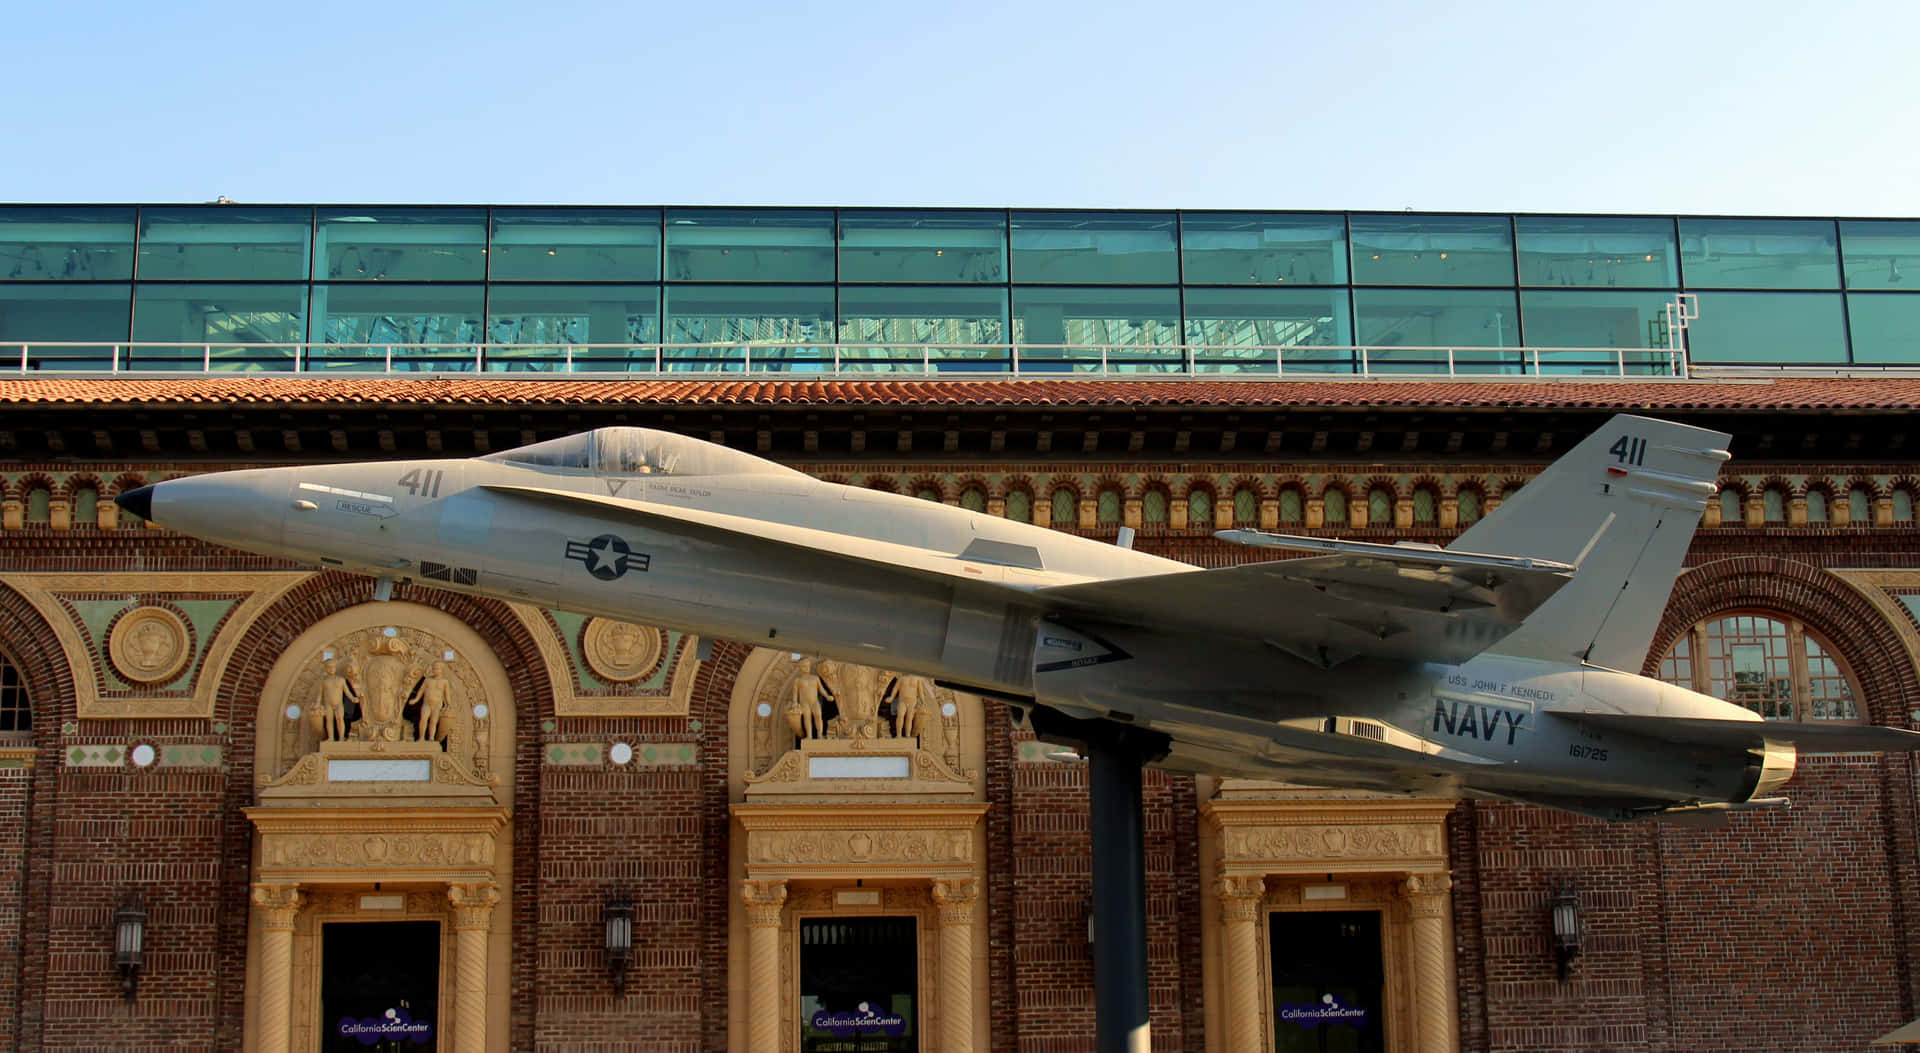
1, 376, 1917, 1052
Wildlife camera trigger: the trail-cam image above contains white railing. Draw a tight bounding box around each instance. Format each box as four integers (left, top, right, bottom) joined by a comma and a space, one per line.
0, 342, 1690, 379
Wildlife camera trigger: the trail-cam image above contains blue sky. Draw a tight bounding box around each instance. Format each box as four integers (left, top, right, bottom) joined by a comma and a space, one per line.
5, 0, 1915, 214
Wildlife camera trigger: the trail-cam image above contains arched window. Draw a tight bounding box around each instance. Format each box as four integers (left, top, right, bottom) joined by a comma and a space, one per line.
1278, 487, 1304, 526
1659, 614, 1860, 722
1850, 487, 1873, 524
1323, 488, 1348, 527
1232, 488, 1257, 527
25, 487, 50, 524
1142, 490, 1168, 526
1719, 488, 1742, 525
1368, 488, 1393, 527
1005, 490, 1031, 523
959, 487, 987, 513
1188, 488, 1213, 529
1806, 489, 1828, 523
1411, 487, 1437, 527
1897, 489, 1916, 524
1762, 487, 1786, 524
1456, 487, 1482, 526
74, 485, 98, 527
0, 652, 28, 732
915, 486, 940, 503
1096, 489, 1121, 526
1052, 487, 1077, 526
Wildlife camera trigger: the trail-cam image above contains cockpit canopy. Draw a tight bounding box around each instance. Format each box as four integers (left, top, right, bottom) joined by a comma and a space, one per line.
481, 427, 808, 480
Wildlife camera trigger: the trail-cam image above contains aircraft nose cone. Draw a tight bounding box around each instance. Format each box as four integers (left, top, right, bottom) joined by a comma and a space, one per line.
115, 485, 156, 522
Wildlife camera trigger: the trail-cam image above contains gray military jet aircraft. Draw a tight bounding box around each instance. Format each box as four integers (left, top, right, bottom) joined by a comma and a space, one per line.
117, 413, 1920, 822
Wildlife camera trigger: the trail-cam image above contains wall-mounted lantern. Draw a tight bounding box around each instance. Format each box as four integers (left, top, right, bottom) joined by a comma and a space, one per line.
1549, 880, 1583, 982
114, 895, 147, 1004
604, 896, 634, 996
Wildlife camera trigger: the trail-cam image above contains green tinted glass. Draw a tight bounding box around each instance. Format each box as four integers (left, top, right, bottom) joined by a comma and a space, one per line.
489, 208, 660, 281
0, 283, 131, 368
131, 283, 307, 368
1846, 294, 1920, 363
1520, 290, 1678, 348
486, 285, 660, 371
1679, 218, 1839, 289
0, 206, 136, 280
1351, 215, 1513, 286
664, 209, 833, 283
137, 206, 311, 280
317, 208, 486, 281
1840, 220, 1920, 290
1516, 216, 1677, 288
1685, 292, 1846, 363
1010, 212, 1177, 284
1181, 213, 1346, 285
311, 284, 483, 369
838, 211, 1006, 283
1013, 286, 1181, 372
838, 286, 1008, 371
664, 284, 833, 370
1354, 289, 1522, 372
1184, 287, 1353, 373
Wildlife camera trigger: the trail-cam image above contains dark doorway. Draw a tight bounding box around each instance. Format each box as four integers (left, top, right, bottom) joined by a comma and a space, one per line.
1269, 910, 1385, 1053
321, 920, 441, 1052
799, 915, 918, 1053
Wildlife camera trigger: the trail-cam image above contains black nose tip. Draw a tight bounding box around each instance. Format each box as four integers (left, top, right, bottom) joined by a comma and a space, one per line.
115, 485, 155, 522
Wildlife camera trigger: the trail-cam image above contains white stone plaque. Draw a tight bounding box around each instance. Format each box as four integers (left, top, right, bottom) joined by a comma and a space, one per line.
359, 894, 406, 911
807, 755, 910, 779
835, 889, 881, 907
1303, 884, 1348, 901
328, 758, 432, 782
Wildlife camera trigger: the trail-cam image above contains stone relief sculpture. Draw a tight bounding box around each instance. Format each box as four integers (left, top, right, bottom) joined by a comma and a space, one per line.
274, 624, 494, 781
745, 654, 973, 786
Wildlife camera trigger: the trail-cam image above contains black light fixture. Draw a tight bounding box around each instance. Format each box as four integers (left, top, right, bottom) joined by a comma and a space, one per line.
1549, 880, 1583, 982
603, 896, 634, 997
114, 895, 147, 1004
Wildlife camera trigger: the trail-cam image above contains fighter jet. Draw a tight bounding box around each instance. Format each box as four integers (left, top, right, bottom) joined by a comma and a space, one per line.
116, 414, 1920, 823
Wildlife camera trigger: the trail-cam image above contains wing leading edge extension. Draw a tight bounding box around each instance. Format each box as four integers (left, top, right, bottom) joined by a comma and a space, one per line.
1034, 539, 1575, 667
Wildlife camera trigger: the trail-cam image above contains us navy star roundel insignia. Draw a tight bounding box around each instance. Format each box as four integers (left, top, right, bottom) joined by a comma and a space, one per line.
565, 534, 652, 580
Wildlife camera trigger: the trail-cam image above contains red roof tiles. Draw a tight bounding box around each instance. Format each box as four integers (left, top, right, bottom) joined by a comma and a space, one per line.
1, 375, 1917, 411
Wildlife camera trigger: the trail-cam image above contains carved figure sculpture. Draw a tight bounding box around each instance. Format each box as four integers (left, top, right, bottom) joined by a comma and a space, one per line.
889, 674, 935, 741
413, 661, 453, 743
315, 658, 353, 741
823, 660, 883, 739
786, 658, 829, 741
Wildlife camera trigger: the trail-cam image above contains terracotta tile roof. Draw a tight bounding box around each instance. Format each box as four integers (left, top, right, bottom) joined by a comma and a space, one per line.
3, 375, 1920, 411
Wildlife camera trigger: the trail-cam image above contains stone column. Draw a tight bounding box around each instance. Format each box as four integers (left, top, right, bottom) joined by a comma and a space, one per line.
1218, 874, 1267, 1053
742, 879, 789, 1053
931, 878, 979, 1053
1403, 873, 1457, 1053
447, 882, 500, 1053
251, 883, 304, 1053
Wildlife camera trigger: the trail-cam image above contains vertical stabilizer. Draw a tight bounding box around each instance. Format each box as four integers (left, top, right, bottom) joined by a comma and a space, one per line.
1451, 415, 1730, 671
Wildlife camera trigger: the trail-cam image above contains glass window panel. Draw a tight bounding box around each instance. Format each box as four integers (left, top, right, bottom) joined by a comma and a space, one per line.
1368, 489, 1392, 525
1097, 490, 1120, 525
1720, 489, 1741, 524
486, 285, 660, 372
1679, 218, 1839, 289
131, 283, 307, 370
1279, 489, 1303, 525
0, 283, 131, 369
1807, 490, 1828, 522
1516, 215, 1678, 288
1851, 488, 1872, 523
1846, 293, 1920, 363
664, 285, 833, 372
1052, 488, 1076, 525
960, 487, 987, 513
1143, 490, 1167, 525
489, 208, 660, 281
310, 284, 483, 370
1009, 212, 1177, 284
316, 208, 486, 282
1323, 488, 1347, 526
1898, 491, 1915, 523
0, 654, 30, 732
1006, 491, 1031, 523
1180, 213, 1346, 285
1520, 290, 1680, 361
137, 206, 311, 281
1763, 488, 1785, 523
1659, 631, 1693, 689
838, 286, 1008, 372
1350, 214, 1513, 286
0, 206, 135, 280
1841, 220, 1920, 290
1183, 287, 1353, 374
1413, 489, 1436, 526
1012, 286, 1180, 373
1804, 636, 1858, 720
1686, 292, 1846, 363
664, 209, 833, 283
1188, 489, 1211, 527
838, 211, 1006, 283
1457, 488, 1481, 525
1353, 289, 1522, 372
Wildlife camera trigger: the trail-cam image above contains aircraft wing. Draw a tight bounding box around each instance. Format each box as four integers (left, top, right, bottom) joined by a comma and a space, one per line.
1033, 543, 1575, 667
1546, 710, 1920, 751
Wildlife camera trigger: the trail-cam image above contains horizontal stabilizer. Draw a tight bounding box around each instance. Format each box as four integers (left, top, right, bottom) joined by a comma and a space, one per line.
1549, 710, 1920, 752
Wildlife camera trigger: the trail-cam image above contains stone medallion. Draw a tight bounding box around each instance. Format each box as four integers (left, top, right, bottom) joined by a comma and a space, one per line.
108, 605, 192, 684
582, 619, 663, 683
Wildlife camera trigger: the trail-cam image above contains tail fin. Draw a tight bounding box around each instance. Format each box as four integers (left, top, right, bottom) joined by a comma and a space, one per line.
1450, 415, 1730, 671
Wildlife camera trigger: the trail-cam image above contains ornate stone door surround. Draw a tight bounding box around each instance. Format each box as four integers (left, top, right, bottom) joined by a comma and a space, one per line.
1201, 791, 1458, 1053
244, 601, 516, 1053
